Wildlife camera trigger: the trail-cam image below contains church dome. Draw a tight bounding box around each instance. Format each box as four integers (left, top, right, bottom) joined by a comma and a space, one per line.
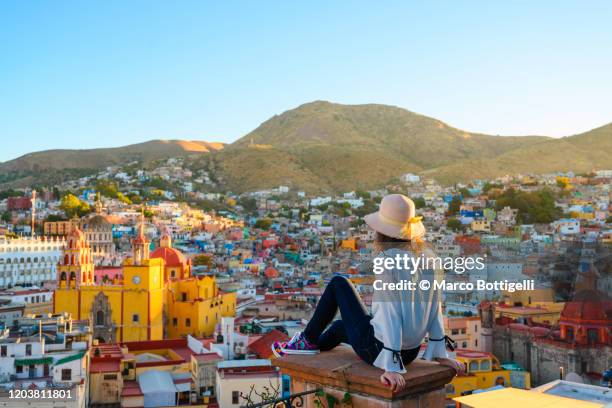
150, 246, 187, 267
561, 290, 612, 321
85, 214, 111, 228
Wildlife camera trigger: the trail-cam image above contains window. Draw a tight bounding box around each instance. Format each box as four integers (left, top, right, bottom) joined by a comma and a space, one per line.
474, 325, 478, 333
462, 342, 467, 348
173, 318, 178, 327
103, 374, 117, 380
469, 361, 479, 372
475, 339, 478, 347
451, 329, 459, 335
16, 365, 23, 373
0, 346, 6, 357
181, 292, 187, 301
132, 314, 139, 323
480, 360, 491, 371
25, 344, 32, 356
232, 391, 240, 404
186, 318, 191, 327
587, 329, 599, 344
96, 310, 105, 326
61, 368, 71, 381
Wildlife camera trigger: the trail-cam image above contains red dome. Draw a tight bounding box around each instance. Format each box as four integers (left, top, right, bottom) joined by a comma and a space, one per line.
561, 290, 612, 321
150, 247, 186, 267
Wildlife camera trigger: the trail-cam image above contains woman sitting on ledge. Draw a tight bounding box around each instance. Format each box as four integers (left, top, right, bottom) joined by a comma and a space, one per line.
273, 194, 465, 392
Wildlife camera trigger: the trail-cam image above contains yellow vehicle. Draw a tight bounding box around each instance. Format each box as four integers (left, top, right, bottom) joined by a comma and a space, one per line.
445, 350, 531, 399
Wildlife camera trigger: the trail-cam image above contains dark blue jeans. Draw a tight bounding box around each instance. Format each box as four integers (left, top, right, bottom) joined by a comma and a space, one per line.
303, 275, 419, 367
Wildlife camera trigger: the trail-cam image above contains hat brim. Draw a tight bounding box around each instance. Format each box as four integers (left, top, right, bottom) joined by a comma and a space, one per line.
364, 211, 426, 240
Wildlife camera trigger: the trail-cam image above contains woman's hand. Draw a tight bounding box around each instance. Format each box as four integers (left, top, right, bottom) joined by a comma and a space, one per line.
380, 371, 406, 392
435, 357, 466, 376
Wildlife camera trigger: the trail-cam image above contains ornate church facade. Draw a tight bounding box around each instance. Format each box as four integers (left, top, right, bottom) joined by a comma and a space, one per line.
54, 219, 235, 343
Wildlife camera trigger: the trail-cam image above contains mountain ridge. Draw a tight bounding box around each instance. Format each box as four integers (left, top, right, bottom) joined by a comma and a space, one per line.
1, 101, 610, 191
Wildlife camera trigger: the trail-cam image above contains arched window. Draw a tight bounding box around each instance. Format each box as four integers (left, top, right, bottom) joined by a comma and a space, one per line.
96, 310, 104, 326
60, 272, 67, 281
69, 271, 76, 281
64, 255, 69, 265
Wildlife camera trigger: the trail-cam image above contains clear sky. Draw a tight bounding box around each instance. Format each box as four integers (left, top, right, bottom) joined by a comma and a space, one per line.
1, 1, 611, 162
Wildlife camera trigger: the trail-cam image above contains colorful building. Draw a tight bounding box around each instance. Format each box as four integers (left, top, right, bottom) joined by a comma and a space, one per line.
54, 217, 235, 343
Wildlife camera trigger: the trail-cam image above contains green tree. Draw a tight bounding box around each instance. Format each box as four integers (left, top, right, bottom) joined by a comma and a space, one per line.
116, 192, 132, 205
1, 211, 11, 223
238, 197, 258, 213
128, 193, 142, 204
95, 179, 119, 198
355, 190, 371, 199
448, 196, 462, 215
0, 189, 24, 200
483, 182, 503, 193
254, 218, 273, 230
60, 194, 91, 218
413, 197, 426, 209
447, 218, 463, 231
494, 188, 562, 224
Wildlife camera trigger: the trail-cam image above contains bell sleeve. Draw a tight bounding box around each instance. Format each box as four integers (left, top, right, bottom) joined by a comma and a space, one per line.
422, 299, 450, 361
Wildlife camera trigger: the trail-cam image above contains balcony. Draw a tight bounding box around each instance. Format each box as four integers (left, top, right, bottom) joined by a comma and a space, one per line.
273, 347, 455, 407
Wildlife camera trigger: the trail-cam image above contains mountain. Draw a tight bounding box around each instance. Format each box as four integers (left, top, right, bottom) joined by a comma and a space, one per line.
217, 101, 553, 191
423, 123, 612, 184
0, 140, 224, 187
2, 101, 610, 192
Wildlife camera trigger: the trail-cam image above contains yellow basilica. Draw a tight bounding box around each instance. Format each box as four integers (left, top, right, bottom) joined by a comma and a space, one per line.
54, 218, 236, 343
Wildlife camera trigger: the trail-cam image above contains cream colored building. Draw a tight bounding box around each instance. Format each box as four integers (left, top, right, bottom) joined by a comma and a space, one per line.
216, 360, 281, 408
0, 235, 64, 288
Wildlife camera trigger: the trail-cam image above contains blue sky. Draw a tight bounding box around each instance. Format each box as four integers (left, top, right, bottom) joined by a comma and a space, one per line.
1, 1, 611, 162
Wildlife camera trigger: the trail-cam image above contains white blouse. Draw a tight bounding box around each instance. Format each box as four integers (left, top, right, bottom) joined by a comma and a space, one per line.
370, 247, 449, 373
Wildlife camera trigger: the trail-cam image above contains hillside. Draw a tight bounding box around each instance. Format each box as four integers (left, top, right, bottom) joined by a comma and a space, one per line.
218, 101, 554, 191
0, 140, 224, 187
2, 101, 610, 192
423, 123, 612, 184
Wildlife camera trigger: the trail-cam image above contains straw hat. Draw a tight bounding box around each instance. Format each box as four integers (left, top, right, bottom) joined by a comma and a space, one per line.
364, 194, 426, 240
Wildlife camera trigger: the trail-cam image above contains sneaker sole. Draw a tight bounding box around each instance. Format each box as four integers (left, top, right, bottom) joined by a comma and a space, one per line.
280, 348, 320, 355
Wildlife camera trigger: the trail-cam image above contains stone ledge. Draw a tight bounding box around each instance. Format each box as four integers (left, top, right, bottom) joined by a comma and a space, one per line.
273, 346, 455, 400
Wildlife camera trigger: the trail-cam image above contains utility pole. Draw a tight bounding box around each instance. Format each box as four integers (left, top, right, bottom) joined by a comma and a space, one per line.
30, 190, 37, 237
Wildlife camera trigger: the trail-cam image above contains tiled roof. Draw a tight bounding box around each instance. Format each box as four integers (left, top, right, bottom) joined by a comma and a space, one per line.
248, 329, 289, 359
